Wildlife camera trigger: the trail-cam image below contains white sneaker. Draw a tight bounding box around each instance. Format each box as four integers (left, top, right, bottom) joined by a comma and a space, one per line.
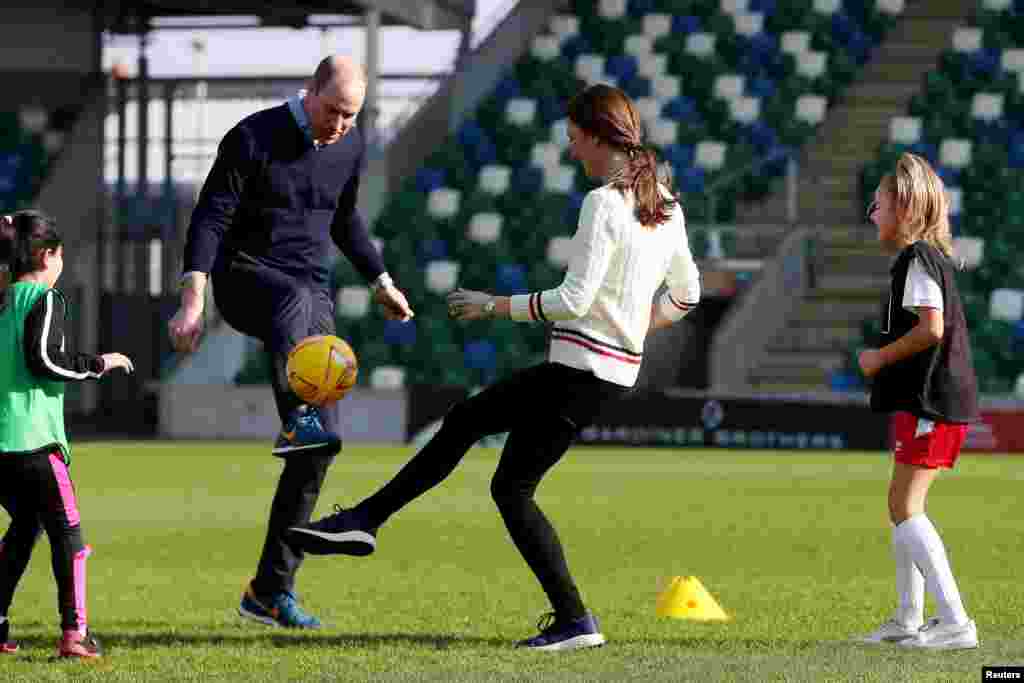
855, 618, 923, 644
899, 617, 979, 650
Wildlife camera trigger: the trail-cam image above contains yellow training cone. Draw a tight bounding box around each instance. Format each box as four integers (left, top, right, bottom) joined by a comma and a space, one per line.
655, 576, 730, 621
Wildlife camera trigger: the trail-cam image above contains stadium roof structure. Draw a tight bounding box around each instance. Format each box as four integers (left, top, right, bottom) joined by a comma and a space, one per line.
99, 0, 474, 33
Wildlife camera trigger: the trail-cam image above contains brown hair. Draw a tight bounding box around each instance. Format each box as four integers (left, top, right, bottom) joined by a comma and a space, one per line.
879, 153, 954, 259
567, 84, 677, 228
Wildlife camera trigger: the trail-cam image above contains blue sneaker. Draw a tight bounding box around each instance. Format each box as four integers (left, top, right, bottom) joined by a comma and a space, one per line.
516, 612, 606, 651
287, 505, 376, 556
272, 406, 341, 457
238, 583, 321, 629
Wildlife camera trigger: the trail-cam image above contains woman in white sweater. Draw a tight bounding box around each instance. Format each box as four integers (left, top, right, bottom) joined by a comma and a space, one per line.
288, 83, 701, 650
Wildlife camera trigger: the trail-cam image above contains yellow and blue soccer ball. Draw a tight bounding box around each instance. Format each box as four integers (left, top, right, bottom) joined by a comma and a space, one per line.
286, 335, 358, 406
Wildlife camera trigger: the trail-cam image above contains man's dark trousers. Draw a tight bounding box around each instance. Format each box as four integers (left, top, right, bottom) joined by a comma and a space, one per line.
213, 252, 339, 597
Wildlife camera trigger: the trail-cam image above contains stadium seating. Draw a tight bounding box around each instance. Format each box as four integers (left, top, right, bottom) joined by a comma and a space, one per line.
846, 0, 1024, 395
237, 0, 904, 389
0, 106, 63, 213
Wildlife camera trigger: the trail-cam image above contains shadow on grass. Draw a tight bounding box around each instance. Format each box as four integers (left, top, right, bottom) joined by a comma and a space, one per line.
11, 631, 511, 651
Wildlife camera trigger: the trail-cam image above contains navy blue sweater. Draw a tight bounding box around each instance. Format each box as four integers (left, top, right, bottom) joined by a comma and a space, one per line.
184, 103, 385, 287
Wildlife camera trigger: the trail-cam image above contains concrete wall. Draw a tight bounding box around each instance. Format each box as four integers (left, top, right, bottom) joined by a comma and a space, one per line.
160, 385, 407, 443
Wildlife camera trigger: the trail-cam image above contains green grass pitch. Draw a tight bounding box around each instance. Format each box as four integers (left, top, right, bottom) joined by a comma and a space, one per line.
2, 442, 1022, 681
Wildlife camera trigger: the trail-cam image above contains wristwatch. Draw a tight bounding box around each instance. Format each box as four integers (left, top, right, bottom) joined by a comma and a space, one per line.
483, 298, 496, 319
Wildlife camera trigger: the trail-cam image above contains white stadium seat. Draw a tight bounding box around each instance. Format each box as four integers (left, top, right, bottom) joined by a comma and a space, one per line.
637, 52, 668, 79
813, 0, 841, 15
952, 27, 982, 53
1002, 49, 1024, 73
505, 98, 537, 126
550, 118, 570, 148
624, 34, 654, 59
549, 15, 580, 43
990, 288, 1024, 321
952, 236, 984, 270
530, 35, 560, 61
713, 74, 745, 100
19, 107, 47, 134
720, 0, 749, 14
468, 213, 503, 244
781, 31, 810, 55
940, 139, 972, 168
547, 236, 575, 267
971, 93, 1004, 121
575, 54, 607, 84
598, 0, 627, 20
730, 96, 760, 124
685, 33, 716, 58
425, 260, 460, 294
642, 14, 673, 40
370, 366, 406, 390
889, 116, 922, 144
983, 0, 1011, 10
876, 0, 904, 15
648, 118, 679, 147
797, 51, 828, 79
652, 74, 681, 100
733, 12, 764, 37
696, 141, 727, 171
544, 164, 576, 194
336, 286, 371, 318
795, 95, 827, 124
635, 97, 662, 126
427, 188, 460, 219
531, 142, 563, 170
478, 165, 511, 195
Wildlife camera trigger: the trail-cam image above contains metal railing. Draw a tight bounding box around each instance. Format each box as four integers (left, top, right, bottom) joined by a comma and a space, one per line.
702, 147, 801, 229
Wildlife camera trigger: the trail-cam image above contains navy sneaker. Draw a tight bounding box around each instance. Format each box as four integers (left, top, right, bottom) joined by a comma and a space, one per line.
272, 406, 341, 457
287, 505, 376, 556
238, 582, 321, 629
516, 612, 606, 651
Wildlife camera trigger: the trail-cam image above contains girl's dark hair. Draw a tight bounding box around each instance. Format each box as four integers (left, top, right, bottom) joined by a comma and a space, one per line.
4, 210, 61, 280
567, 83, 677, 228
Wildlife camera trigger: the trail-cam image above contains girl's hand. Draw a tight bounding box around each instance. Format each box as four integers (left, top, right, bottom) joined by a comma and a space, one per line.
858, 349, 884, 378
101, 353, 135, 375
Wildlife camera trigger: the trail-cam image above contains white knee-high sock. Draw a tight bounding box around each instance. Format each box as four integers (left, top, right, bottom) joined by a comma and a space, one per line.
894, 515, 969, 625
891, 525, 924, 627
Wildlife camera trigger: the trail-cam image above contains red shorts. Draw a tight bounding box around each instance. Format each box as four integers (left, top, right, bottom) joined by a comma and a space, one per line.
890, 412, 969, 469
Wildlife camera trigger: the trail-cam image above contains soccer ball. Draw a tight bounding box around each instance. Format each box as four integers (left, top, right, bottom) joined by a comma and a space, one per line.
286, 335, 358, 406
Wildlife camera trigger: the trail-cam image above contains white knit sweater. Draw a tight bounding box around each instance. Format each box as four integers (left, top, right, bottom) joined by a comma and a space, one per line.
509, 184, 701, 387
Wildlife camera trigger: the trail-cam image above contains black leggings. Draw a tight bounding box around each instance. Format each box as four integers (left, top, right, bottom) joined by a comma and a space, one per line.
0, 449, 88, 633
356, 362, 629, 622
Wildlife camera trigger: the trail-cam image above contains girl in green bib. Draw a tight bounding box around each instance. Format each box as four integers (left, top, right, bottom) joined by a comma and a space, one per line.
0, 210, 133, 658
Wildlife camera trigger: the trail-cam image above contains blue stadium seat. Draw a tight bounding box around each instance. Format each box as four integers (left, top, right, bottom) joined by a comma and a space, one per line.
383, 319, 417, 347
495, 263, 529, 295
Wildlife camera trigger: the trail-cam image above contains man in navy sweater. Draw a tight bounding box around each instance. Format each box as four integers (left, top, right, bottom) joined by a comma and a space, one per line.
168, 55, 413, 628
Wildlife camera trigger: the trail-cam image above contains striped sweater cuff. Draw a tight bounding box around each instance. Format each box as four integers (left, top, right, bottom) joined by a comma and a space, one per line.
659, 290, 698, 322
509, 292, 550, 322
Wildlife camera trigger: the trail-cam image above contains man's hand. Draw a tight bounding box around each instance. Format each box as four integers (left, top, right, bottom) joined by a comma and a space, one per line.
374, 284, 414, 321
858, 349, 884, 378
168, 272, 207, 353
168, 303, 205, 353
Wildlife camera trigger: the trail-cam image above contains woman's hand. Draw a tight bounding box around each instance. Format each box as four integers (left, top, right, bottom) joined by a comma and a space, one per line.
101, 353, 135, 375
446, 289, 495, 321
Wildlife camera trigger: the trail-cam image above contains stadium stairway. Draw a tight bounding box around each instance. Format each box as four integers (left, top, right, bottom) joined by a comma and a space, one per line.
735, 0, 973, 392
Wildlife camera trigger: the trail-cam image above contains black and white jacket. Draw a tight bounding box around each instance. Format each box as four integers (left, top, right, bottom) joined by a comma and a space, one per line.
22, 289, 105, 381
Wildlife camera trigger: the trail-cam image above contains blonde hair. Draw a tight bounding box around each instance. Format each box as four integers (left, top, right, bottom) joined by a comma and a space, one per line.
879, 153, 954, 259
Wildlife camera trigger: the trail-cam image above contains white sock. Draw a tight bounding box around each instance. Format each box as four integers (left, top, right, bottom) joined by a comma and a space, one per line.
891, 525, 924, 627
0, 616, 6, 624
895, 515, 969, 625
